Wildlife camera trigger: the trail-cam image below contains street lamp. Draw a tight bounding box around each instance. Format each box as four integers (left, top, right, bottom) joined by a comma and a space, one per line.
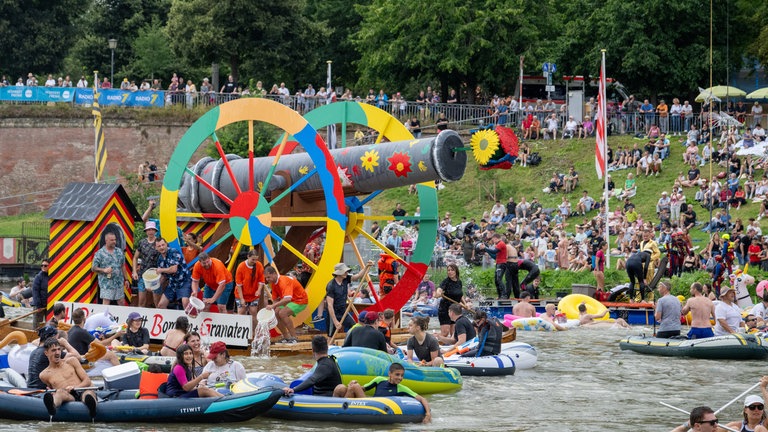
108, 38, 117, 87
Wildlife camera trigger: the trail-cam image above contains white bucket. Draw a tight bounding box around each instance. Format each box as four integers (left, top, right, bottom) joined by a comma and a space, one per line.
256, 308, 278, 329
185, 297, 205, 319
142, 269, 162, 292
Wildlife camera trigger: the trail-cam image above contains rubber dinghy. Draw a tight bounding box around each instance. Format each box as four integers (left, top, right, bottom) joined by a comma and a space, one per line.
619, 333, 768, 360
327, 346, 462, 394
231, 373, 426, 424
0, 387, 283, 423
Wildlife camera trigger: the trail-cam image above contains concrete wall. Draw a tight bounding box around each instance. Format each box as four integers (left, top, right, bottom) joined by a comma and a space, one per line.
0, 118, 192, 216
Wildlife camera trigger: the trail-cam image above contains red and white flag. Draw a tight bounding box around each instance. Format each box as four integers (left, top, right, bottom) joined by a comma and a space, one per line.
595, 53, 607, 179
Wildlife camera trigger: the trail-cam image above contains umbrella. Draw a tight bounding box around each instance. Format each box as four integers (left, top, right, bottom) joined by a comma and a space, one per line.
695, 85, 746, 102
746, 87, 768, 100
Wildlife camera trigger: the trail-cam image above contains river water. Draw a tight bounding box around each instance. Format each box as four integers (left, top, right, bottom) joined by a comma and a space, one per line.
2, 323, 765, 432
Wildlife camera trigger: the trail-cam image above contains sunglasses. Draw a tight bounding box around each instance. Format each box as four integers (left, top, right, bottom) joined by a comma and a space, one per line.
748, 405, 765, 411
697, 419, 718, 426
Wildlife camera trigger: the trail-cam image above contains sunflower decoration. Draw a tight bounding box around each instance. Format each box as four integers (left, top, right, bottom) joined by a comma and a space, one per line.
470, 129, 500, 165
360, 149, 380, 173
298, 165, 310, 175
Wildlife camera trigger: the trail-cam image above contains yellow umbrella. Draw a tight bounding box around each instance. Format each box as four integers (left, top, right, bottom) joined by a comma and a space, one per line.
695, 85, 746, 102
746, 88, 768, 100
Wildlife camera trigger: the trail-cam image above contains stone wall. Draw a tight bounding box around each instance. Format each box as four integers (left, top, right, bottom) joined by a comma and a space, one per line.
0, 118, 192, 216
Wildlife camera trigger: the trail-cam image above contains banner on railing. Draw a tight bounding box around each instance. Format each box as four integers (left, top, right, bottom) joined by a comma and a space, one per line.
75, 88, 164, 107
0, 86, 76, 103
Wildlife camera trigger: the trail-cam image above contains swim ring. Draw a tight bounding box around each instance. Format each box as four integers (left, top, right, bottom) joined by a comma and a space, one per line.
558, 294, 609, 321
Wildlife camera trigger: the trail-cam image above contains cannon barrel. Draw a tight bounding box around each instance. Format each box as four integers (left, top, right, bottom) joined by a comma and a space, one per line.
178, 130, 466, 214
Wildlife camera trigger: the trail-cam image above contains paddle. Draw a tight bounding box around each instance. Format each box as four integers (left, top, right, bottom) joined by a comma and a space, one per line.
0, 308, 43, 328
438, 294, 478, 316
8, 386, 100, 396
328, 262, 373, 345
659, 401, 739, 432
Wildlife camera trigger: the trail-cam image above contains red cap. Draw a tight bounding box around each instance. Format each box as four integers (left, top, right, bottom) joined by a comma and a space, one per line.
207, 341, 227, 359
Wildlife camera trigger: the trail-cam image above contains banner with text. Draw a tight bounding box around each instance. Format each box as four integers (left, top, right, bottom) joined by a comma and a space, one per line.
74, 88, 165, 107
66, 302, 252, 347
0, 86, 76, 103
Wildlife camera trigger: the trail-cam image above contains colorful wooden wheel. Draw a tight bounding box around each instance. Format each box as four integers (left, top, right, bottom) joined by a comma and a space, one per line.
159, 98, 347, 324
303, 102, 436, 314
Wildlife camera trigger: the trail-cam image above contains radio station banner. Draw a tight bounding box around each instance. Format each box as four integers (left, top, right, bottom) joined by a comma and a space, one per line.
65, 302, 252, 347
0, 86, 75, 103
74, 88, 165, 107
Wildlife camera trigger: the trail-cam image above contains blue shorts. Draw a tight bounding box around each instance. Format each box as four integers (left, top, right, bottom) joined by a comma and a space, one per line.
164, 280, 192, 302
137, 277, 147, 293
204, 282, 233, 305
687, 327, 714, 339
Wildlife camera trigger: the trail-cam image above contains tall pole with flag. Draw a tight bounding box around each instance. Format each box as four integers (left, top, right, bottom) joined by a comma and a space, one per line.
93, 71, 107, 182
326, 60, 337, 149
519, 56, 524, 126
595, 50, 609, 267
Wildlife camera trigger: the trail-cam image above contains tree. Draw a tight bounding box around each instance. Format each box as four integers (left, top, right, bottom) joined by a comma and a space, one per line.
353, 0, 558, 103
167, 0, 329, 88
551, 0, 757, 99
0, 0, 88, 78
209, 121, 281, 160
133, 18, 176, 80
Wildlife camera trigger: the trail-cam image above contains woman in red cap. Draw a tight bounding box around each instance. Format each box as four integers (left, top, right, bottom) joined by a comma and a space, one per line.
201, 341, 245, 387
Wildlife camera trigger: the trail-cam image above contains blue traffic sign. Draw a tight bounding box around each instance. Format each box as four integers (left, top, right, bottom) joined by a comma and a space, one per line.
542, 62, 557, 73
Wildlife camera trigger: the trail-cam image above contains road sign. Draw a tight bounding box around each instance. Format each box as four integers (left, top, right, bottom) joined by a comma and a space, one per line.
542, 63, 550, 73
545, 85, 555, 92
542, 62, 557, 74
551, 63, 557, 73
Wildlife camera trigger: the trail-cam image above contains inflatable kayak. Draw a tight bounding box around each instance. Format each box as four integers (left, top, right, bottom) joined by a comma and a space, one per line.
441, 339, 538, 370
0, 387, 283, 423
619, 333, 768, 360
232, 373, 426, 424
327, 346, 462, 395
444, 353, 515, 376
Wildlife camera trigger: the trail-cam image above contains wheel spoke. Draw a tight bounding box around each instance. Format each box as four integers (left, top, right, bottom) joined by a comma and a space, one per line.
248, 121, 255, 192
268, 168, 318, 207
358, 190, 382, 207
186, 231, 234, 267
260, 133, 290, 194
268, 231, 318, 271
184, 167, 234, 206
347, 235, 380, 304
176, 211, 230, 220
212, 132, 242, 195
355, 227, 403, 262
272, 216, 332, 223
260, 239, 275, 264
228, 241, 244, 272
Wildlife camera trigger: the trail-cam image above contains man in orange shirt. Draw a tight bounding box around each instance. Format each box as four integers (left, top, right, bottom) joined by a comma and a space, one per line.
191, 252, 234, 314
264, 266, 308, 343
235, 249, 266, 329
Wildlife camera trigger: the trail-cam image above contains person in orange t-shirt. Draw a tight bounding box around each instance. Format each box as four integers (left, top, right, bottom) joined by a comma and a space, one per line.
191, 252, 234, 313
235, 249, 266, 329
264, 266, 308, 343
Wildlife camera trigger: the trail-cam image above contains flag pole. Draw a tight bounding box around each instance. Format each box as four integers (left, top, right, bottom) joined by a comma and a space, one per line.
519, 56, 524, 127
93, 70, 99, 183
601, 50, 609, 269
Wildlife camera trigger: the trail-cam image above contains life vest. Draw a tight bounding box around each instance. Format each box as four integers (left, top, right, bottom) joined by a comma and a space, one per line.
138, 371, 169, 399
378, 254, 397, 294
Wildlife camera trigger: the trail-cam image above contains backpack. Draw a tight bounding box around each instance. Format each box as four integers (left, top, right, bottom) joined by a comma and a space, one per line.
528, 152, 542, 166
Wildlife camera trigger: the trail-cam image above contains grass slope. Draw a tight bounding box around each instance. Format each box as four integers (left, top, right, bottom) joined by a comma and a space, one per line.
371, 134, 762, 246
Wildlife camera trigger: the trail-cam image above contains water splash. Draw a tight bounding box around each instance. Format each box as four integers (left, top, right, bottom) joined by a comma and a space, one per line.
251, 321, 271, 357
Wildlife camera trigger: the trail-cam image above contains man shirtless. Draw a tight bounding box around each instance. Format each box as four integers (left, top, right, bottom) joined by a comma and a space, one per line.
578, 303, 630, 328
681, 282, 715, 339
540, 304, 568, 331
39, 338, 97, 418
512, 292, 537, 318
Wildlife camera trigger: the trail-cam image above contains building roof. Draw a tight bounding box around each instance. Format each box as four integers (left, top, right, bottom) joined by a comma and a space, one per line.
45, 182, 141, 222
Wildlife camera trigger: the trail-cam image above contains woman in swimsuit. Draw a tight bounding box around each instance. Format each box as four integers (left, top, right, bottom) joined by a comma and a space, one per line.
184, 331, 208, 375
161, 316, 190, 357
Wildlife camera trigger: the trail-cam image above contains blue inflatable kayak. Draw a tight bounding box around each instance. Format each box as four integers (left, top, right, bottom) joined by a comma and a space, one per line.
0, 387, 282, 423
233, 373, 426, 424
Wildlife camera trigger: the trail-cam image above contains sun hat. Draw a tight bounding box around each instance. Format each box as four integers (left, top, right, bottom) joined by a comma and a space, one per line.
144, 221, 158, 231
720, 285, 735, 296
332, 263, 351, 276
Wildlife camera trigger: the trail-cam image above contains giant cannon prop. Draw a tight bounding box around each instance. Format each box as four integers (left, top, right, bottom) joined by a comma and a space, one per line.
159, 99, 467, 326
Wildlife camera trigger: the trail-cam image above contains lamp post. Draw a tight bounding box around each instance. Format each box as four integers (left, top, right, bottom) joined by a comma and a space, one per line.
108, 38, 117, 88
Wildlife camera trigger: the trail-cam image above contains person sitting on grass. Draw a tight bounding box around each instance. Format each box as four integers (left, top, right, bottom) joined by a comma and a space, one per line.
338, 363, 432, 424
